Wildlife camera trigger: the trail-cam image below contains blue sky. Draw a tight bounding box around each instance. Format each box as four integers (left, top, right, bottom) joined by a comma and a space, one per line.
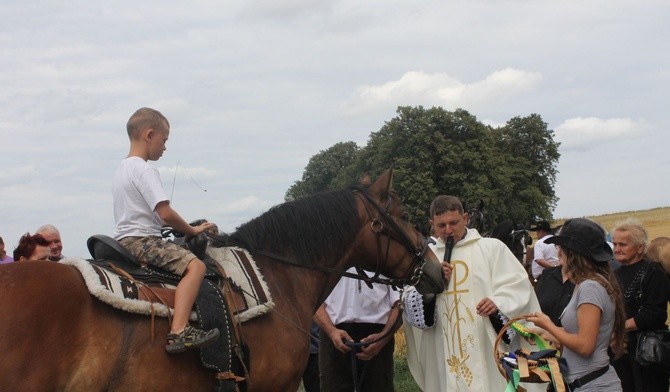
2, 0, 668, 257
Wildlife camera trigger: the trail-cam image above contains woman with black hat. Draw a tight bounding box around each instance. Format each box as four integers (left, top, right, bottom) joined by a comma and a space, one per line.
526, 218, 626, 391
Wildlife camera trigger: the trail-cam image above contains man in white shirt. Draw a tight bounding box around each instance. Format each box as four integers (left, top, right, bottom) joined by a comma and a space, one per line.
531, 221, 559, 281
314, 268, 400, 392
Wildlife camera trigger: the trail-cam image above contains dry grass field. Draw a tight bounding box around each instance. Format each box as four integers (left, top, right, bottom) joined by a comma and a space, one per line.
555, 206, 670, 240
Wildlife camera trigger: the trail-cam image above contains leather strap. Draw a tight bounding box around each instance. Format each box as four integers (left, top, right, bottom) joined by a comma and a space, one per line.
568, 365, 609, 390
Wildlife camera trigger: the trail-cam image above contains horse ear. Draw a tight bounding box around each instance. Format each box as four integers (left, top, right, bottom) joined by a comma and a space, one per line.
369, 168, 393, 195
359, 172, 372, 186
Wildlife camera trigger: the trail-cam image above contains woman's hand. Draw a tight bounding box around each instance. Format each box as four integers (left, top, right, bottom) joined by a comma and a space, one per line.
524, 311, 553, 330
527, 326, 562, 349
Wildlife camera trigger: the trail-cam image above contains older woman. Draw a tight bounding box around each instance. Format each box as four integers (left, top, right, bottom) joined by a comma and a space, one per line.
611, 219, 669, 392
13, 233, 51, 262
527, 218, 626, 391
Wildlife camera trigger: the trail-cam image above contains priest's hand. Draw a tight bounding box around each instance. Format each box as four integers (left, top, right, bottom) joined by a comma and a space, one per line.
442, 261, 453, 282
475, 297, 498, 316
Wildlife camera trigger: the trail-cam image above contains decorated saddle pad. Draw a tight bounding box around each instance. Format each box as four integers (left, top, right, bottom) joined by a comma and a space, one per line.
61, 246, 274, 323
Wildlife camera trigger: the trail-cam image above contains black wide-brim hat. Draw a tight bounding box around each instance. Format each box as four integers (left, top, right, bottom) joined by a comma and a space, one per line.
545, 218, 613, 263
532, 220, 553, 232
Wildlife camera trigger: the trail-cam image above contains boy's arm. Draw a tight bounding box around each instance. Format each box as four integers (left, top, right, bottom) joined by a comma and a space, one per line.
154, 201, 213, 238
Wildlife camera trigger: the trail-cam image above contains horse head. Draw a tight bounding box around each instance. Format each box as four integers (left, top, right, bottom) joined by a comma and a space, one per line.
489, 220, 530, 263
466, 200, 485, 233
354, 169, 444, 295
227, 169, 444, 297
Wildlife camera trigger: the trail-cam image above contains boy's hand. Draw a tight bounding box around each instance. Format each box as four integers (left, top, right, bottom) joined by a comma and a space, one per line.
190, 222, 215, 237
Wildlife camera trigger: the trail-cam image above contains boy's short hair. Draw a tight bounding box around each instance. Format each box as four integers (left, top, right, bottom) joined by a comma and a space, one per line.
430, 195, 464, 217
127, 107, 169, 139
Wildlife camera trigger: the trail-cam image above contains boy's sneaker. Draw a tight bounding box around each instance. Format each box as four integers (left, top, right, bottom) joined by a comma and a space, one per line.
166, 325, 220, 354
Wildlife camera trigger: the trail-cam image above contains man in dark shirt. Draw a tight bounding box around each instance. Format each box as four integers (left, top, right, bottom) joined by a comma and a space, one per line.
534, 266, 575, 326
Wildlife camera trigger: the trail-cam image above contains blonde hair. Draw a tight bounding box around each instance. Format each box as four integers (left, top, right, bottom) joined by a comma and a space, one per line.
611, 218, 648, 249
126, 107, 169, 139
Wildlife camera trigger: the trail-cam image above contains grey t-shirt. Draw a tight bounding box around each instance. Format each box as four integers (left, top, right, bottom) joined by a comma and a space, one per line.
560, 279, 621, 391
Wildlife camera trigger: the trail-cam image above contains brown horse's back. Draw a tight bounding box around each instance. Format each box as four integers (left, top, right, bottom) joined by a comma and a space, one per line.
0, 262, 213, 391
0, 261, 314, 391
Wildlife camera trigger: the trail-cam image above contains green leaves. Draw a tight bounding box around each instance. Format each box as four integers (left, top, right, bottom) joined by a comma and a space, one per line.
286, 107, 561, 233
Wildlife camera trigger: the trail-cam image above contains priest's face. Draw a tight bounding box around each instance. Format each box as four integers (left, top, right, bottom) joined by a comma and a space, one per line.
431, 210, 468, 243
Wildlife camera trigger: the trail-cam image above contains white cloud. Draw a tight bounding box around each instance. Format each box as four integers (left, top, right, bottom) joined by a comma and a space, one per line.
343, 68, 542, 115
0, 165, 38, 182
554, 117, 644, 150
1, 0, 669, 257
218, 195, 273, 215
241, 0, 334, 20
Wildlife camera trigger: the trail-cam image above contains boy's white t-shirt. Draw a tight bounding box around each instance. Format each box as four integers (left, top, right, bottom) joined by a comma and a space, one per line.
112, 156, 169, 240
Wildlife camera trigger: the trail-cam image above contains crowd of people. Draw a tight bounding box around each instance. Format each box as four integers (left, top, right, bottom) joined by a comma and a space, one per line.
0, 224, 64, 263
303, 195, 669, 392
528, 217, 670, 392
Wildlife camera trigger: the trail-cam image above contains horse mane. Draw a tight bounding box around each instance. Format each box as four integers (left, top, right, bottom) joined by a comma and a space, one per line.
228, 188, 361, 263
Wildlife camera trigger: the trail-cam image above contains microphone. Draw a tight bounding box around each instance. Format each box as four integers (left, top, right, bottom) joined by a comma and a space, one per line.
443, 236, 455, 263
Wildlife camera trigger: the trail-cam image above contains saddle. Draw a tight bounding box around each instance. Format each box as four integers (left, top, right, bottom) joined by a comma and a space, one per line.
85, 234, 249, 392
87, 234, 221, 283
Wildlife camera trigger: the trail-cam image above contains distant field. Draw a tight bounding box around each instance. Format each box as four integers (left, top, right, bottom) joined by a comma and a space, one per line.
557, 206, 670, 240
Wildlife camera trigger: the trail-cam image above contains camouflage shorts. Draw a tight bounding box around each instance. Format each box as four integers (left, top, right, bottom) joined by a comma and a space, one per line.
118, 236, 195, 276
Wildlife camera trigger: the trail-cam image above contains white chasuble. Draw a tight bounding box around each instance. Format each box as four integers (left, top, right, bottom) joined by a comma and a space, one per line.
404, 229, 543, 392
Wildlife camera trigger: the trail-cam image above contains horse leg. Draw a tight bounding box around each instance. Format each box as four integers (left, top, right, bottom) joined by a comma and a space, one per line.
239, 265, 316, 392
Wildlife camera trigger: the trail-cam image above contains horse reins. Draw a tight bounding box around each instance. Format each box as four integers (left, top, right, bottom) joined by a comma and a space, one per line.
206, 186, 432, 385
230, 186, 430, 289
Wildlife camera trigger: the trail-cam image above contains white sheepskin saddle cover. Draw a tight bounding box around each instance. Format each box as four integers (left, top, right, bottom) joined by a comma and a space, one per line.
60, 246, 274, 323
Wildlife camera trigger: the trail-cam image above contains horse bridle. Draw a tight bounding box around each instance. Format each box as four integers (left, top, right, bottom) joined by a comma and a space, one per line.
349, 185, 430, 288
247, 186, 430, 288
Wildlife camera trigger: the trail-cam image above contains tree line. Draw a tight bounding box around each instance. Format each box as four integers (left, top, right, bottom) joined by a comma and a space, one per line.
285, 106, 561, 235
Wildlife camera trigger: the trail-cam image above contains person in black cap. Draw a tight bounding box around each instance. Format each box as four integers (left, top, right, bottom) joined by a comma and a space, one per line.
526, 218, 626, 391
531, 220, 559, 281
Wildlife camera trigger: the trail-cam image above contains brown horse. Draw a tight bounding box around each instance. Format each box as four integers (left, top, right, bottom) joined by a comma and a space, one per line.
0, 169, 444, 391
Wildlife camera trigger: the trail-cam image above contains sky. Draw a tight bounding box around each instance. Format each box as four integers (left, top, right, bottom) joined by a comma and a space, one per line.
2, 0, 669, 258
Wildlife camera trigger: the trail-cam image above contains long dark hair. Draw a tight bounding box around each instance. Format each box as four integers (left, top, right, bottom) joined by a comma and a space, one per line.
562, 247, 627, 358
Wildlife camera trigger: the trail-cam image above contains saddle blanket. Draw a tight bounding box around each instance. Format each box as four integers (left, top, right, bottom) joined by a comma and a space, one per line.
60, 246, 274, 323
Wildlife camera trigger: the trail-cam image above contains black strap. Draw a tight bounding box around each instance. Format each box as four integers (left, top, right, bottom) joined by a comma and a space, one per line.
568, 365, 609, 390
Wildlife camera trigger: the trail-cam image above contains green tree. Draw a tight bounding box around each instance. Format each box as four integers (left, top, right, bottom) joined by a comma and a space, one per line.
287, 107, 561, 233
285, 141, 361, 201
339, 106, 506, 234
490, 114, 561, 224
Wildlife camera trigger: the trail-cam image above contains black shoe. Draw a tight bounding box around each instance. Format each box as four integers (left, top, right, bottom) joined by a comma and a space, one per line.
166, 325, 220, 354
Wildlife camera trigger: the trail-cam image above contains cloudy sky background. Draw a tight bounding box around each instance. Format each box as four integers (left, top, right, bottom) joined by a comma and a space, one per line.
2, 0, 668, 257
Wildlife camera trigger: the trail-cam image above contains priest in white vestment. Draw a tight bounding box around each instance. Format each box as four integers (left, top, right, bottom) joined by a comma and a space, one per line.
403, 195, 543, 392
